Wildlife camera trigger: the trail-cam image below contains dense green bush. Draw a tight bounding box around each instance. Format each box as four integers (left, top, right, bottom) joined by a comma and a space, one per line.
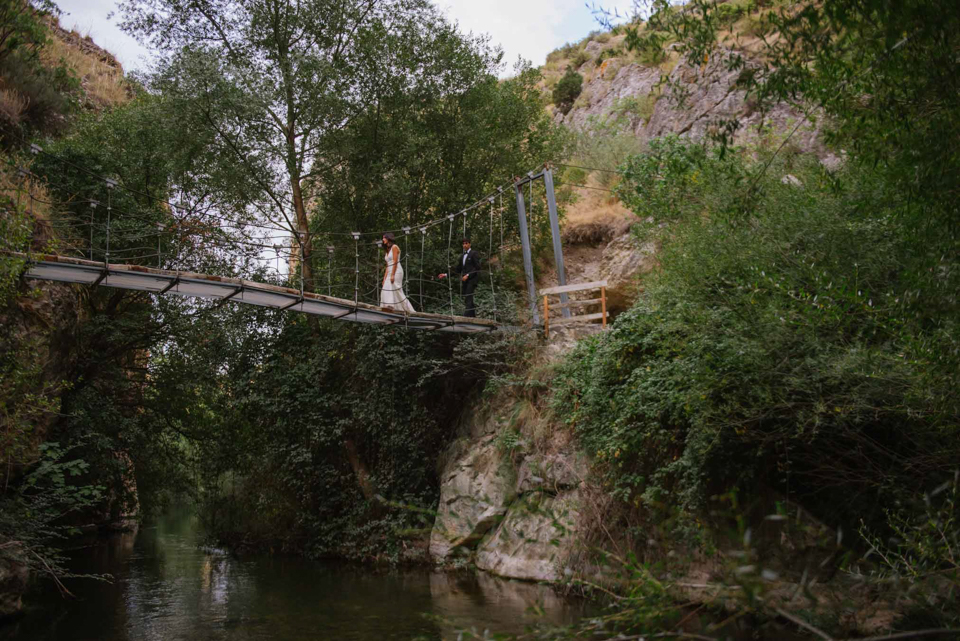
596, 47, 621, 64
196, 320, 533, 560
552, 69, 583, 115
552, 136, 959, 538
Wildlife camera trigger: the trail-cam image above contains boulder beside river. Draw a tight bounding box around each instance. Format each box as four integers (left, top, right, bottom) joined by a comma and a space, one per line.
429, 401, 589, 582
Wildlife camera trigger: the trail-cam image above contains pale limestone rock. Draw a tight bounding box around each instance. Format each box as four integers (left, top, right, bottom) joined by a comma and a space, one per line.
584, 41, 603, 57
475, 491, 580, 582
566, 232, 657, 314
820, 152, 845, 172
559, 50, 827, 159
601, 236, 657, 311
429, 437, 517, 561
516, 453, 587, 495
563, 63, 661, 131
543, 323, 606, 361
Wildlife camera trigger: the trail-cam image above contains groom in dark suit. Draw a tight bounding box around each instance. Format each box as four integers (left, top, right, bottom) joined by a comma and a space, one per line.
438, 238, 481, 317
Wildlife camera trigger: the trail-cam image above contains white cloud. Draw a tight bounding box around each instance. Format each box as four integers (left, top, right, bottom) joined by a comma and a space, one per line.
439, 0, 636, 73
438, 0, 584, 70
56, 0, 153, 73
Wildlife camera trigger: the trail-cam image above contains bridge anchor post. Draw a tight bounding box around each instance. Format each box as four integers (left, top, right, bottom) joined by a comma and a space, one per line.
514, 179, 540, 325
543, 167, 570, 319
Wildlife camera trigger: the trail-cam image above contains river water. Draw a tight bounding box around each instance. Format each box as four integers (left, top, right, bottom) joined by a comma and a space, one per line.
2, 510, 591, 641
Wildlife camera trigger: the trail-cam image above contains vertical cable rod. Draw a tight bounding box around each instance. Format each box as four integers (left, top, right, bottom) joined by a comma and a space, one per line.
352, 232, 360, 307
89, 201, 98, 260
528, 176, 533, 248
447, 215, 454, 315
499, 190, 504, 260
327, 246, 333, 296
299, 241, 304, 299
488, 197, 497, 322
157, 223, 163, 267
419, 227, 426, 311
105, 180, 116, 266
402, 227, 410, 304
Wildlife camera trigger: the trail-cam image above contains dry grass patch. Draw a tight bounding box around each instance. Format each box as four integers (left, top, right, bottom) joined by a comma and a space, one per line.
40, 22, 131, 109
561, 176, 636, 245
0, 88, 28, 127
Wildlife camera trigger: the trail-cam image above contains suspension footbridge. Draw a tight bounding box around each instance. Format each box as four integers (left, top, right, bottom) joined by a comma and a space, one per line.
14, 251, 497, 332
8, 143, 583, 331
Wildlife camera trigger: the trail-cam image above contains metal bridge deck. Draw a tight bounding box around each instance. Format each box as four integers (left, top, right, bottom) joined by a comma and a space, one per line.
16, 253, 497, 333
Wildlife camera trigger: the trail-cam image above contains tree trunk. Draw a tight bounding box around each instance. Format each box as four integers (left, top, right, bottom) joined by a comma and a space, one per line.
343, 438, 381, 516
290, 174, 313, 292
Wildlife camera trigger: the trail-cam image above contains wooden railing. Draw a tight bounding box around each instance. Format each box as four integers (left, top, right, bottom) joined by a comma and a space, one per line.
540, 280, 608, 338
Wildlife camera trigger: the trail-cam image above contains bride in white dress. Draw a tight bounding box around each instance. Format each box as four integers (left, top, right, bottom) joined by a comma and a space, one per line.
380, 233, 415, 313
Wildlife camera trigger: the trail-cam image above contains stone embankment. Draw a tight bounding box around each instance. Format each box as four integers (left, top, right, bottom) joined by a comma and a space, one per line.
428, 397, 590, 582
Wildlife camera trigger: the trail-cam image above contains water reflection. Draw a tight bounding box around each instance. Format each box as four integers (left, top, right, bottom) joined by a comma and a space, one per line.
2, 509, 588, 640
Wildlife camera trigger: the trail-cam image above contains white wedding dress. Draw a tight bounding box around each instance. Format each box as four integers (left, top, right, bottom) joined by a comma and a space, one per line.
380, 247, 415, 313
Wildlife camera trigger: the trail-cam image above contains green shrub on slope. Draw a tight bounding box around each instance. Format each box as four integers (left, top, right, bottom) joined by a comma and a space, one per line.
552, 136, 959, 538
552, 69, 583, 115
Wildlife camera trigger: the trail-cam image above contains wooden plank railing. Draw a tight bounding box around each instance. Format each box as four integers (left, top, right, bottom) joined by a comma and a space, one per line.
540, 280, 608, 338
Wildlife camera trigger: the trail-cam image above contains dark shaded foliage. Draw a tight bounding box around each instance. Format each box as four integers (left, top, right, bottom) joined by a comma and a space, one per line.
552, 69, 583, 115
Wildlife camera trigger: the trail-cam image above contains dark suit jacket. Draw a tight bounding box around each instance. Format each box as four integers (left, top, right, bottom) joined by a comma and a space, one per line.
452, 249, 481, 281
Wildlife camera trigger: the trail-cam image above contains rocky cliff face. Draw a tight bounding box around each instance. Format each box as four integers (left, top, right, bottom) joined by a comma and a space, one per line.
557, 48, 835, 164
0, 273, 81, 466
0, 551, 28, 620
0, 272, 80, 619
429, 337, 595, 582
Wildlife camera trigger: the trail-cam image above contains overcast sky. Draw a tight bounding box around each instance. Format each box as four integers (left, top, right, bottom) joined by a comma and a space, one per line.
55, 0, 631, 75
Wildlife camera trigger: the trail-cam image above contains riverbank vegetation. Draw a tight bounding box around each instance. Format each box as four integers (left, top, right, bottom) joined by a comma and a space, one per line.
538, 0, 960, 636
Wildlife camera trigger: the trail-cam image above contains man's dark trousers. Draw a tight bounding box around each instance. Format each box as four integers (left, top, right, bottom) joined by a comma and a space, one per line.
461, 278, 478, 317
453, 248, 481, 317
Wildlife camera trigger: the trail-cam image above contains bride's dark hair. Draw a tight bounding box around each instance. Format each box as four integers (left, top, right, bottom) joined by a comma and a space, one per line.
382, 232, 395, 247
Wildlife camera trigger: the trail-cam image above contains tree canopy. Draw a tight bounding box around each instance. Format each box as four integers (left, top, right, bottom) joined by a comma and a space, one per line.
118, 0, 561, 292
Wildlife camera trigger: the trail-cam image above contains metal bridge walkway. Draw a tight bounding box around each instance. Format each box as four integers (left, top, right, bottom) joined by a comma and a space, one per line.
17, 253, 497, 333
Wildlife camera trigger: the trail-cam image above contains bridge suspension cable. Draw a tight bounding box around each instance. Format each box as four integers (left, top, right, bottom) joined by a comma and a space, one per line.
7, 137, 578, 327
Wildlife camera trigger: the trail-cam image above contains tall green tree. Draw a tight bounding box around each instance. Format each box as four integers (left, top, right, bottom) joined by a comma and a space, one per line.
118, 0, 510, 292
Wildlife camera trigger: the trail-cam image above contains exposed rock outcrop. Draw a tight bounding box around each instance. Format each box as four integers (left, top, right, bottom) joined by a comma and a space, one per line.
516, 452, 586, 495
46, 20, 123, 72
429, 401, 588, 581
0, 275, 82, 471
549, 231, 657, 317
475, 490, 581, 582
429, 436, 517, 561
559, 50, 826, 159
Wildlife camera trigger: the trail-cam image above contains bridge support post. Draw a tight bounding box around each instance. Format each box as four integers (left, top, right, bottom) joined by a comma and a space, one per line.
514, 180, 540, 325
543, 168, 570, 319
